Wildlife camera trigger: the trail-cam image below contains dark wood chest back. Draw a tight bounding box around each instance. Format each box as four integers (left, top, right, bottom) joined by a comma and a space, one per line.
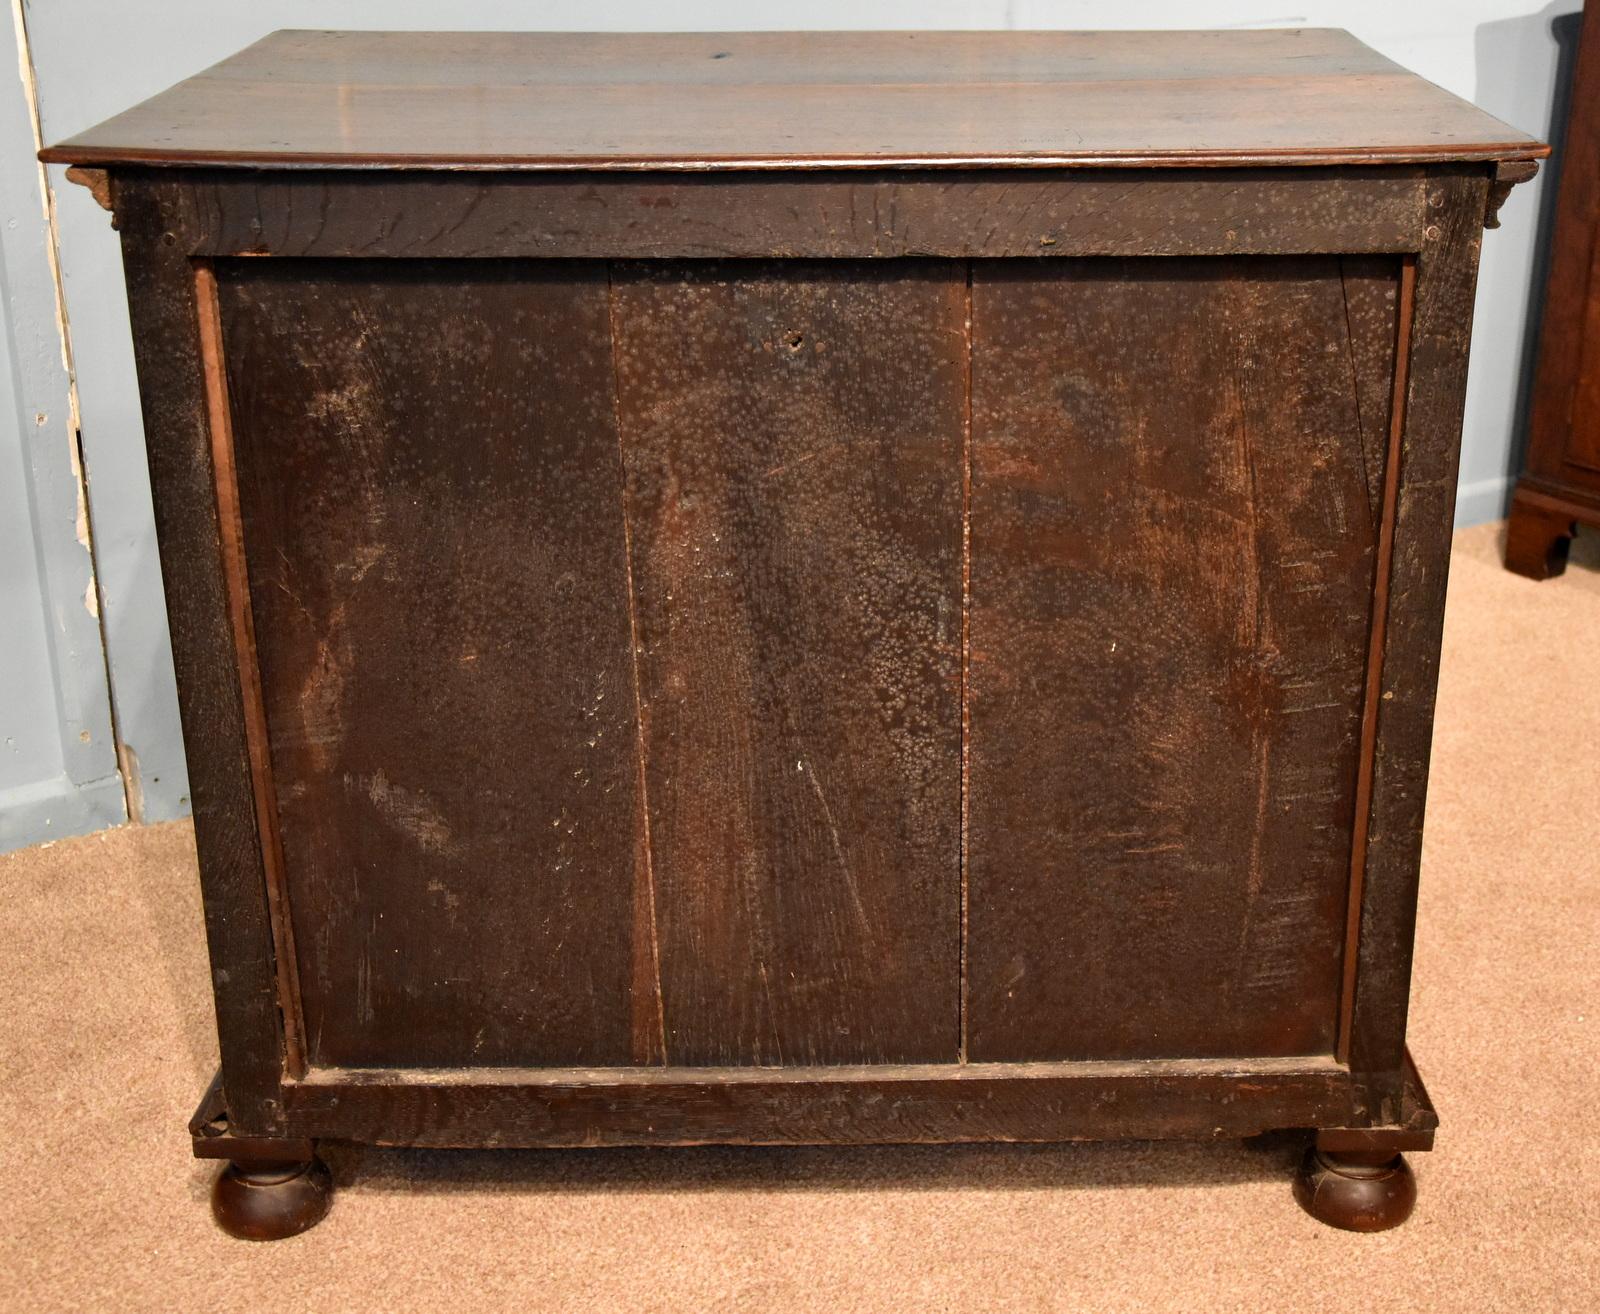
45, 32, 1541, 1222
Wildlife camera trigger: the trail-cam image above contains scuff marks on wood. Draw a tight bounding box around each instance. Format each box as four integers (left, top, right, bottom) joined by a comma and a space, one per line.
220, 259, 645, 1068
356, 767, 460, 856
964, 256, 1390, 1063
610, 260, 965, 1066
279, 1055, 1356, 1148
1337, 256, 1405, 528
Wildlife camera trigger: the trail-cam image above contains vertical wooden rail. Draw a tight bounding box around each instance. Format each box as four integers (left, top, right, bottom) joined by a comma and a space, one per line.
1337, 255, 1417, 1065
1345, 168, 1491, 1098
194, 259, 307, 1079
116, 180, 289, 1132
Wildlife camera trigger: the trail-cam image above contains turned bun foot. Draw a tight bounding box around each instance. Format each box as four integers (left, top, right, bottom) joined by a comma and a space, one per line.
211, 1156, 332, 1241
1293, 1146, 1417, 1232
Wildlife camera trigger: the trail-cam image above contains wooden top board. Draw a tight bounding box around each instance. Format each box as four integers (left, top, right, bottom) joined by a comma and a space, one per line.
41, 28, 1545, 171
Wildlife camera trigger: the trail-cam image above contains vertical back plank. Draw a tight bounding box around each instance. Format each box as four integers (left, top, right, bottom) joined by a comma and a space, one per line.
967, 256, 1385, 1062
611, 260, 966, 1066
220, 259, 644, 1069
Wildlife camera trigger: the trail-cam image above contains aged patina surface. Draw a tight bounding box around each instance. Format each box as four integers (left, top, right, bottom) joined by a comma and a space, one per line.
47, 28, 1543, 1238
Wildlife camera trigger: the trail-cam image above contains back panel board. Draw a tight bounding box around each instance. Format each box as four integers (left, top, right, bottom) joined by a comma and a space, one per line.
221, 262, 645, 1068
216, 253, 1398, 1073
964, 256, 1399, 1061
610, 262, 967, 1066
219, 258, 966, 1070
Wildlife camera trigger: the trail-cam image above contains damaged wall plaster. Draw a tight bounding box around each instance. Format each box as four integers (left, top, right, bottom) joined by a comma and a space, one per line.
0, 0, 124, 850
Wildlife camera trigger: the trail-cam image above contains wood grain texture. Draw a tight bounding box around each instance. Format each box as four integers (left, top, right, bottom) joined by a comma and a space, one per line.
1349, 170, 1490, 1098
146, 168, 1428, 260
965, 256, 1391, 1062
1337, 257, 1415, 1066
218, 259, 646, 1069
39, 29, 1543, 170
610, 261, 965, 1066
195, 262, 307, 1078
1337, 256, 1405, 527
115, 185, 287, 1132
279, 1058, 1355, 1148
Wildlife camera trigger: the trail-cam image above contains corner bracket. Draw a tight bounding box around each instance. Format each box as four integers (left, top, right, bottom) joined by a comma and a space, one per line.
63, 165, 117, 225
1486, 159, 1540, 229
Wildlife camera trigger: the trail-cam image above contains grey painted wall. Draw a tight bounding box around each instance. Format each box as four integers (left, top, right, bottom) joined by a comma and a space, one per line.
0, 6, 123, 851
0, 1, 1582, 851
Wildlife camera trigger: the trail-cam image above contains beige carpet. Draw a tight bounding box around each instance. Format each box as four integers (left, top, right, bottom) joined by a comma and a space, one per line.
3, 522, 1597, 1313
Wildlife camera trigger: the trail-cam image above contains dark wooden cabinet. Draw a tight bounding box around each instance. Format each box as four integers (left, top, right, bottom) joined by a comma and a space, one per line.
1509, 1, 1600, 577
45, 28, 1542, 1238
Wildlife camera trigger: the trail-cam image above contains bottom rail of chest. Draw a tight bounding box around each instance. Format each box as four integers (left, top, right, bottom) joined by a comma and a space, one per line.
188, 1052, 1435, 1239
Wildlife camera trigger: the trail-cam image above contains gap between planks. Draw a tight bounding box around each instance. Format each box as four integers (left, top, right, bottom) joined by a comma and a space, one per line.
604, 261, 670, 1068
959, 261, 974, 1064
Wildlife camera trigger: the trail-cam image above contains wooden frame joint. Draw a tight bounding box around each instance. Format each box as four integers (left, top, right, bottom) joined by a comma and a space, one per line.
190, 1069, 312, 1162
1318, 1051, 1436, 1154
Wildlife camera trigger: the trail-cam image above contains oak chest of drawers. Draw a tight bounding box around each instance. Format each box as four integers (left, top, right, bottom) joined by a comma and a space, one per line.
45, 27, 1543, 1237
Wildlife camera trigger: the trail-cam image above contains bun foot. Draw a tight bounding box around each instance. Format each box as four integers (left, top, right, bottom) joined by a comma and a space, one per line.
1293, 1146, 1417, 1232
211, 1156, 332, 1241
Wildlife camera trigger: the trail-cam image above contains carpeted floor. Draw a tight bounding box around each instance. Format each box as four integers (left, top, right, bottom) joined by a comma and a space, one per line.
2, 522, 1597, 1313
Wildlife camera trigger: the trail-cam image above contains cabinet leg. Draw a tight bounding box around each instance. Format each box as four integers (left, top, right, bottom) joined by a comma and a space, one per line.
1505, 494, 1576, 579
210, 1154, 332, 1241
1292, 1146, 1417, 1232
190, 1071, 332, 1240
